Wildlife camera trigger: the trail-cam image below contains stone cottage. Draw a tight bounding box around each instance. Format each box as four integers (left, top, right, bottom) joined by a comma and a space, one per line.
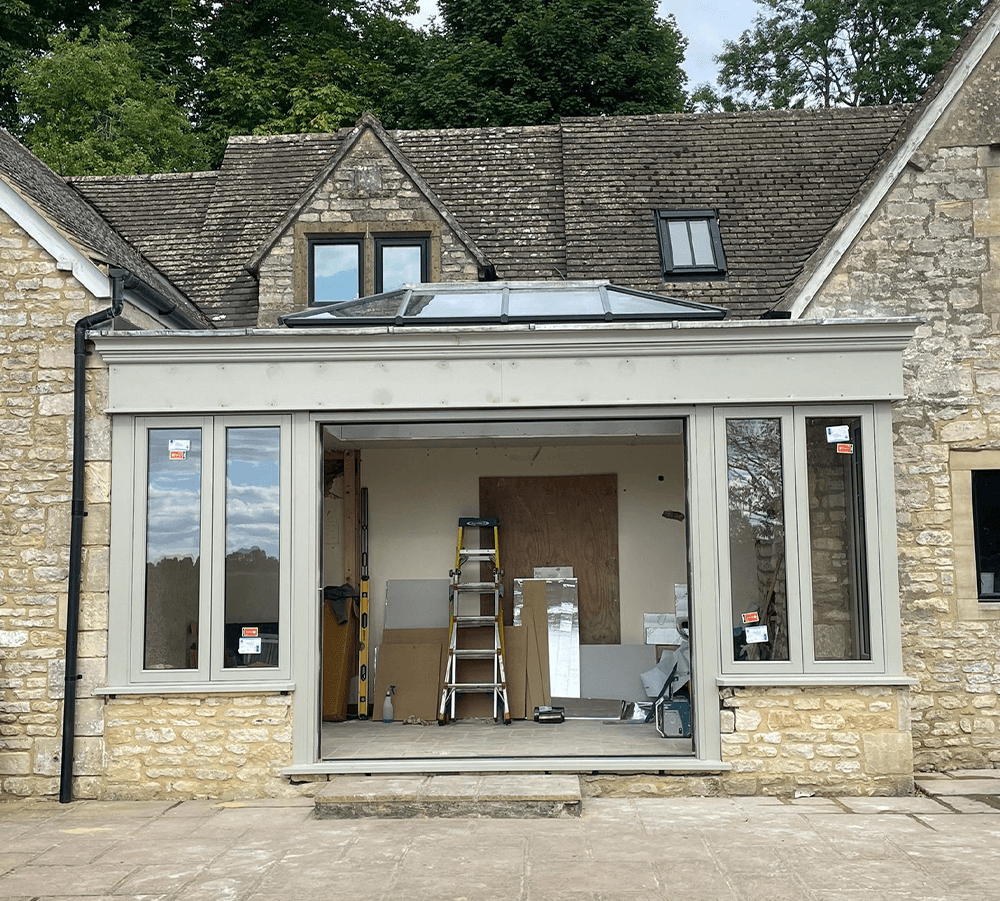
2, 0, 1000, 802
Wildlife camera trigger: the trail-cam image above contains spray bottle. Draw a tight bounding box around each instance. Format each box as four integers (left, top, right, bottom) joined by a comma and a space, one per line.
382, 685, 395, 723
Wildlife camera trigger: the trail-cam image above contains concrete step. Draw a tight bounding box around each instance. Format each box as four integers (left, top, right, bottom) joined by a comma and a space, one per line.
314, 774, 582, 819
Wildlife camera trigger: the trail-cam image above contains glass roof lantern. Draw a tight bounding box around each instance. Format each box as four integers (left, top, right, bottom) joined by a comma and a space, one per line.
280, 280, 728, 328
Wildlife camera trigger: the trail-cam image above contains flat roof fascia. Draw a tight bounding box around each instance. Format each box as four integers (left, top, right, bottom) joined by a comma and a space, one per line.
93, 317, 920, 414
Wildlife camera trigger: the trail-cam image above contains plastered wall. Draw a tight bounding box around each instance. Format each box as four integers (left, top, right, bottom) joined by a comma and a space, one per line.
345, 440, 688, 648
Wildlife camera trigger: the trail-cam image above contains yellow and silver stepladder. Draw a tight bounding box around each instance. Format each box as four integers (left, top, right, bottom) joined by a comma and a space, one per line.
357, 487, 371, 719
438, 516, 511, 725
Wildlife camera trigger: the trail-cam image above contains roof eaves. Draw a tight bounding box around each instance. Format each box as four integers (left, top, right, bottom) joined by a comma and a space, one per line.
777, 0, 1000, 316
246, 113, 493, 276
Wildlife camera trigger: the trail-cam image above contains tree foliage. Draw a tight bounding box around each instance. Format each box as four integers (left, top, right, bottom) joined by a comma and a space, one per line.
714, 0, 989, 109
12, 26, 207, 175
404, 0, 688, 128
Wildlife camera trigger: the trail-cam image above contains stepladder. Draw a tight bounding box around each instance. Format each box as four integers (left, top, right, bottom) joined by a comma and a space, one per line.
438, 516, 511, 725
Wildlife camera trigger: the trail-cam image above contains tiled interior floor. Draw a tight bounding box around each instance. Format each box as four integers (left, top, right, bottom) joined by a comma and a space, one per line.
321, 718, 693, 760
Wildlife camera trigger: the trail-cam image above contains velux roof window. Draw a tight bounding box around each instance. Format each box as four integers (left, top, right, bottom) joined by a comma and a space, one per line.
281, 280, 728, 328
655, 210, 727, 280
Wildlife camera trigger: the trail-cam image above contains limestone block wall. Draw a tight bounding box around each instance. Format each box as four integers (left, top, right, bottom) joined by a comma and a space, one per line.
257, 129, 482, 327
719, 686, 914, 795
0, 210, 112, 798
101, 694, 294, 800
804, 100, 1000, 766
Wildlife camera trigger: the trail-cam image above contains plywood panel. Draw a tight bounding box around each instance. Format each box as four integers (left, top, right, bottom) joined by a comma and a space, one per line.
480, 475, 620, 644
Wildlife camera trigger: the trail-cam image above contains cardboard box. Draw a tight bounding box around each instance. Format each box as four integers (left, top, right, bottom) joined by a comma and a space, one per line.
373, 641, 445, 721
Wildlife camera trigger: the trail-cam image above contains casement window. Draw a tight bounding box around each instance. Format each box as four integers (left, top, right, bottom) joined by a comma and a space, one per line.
654, 210, 727, 280
309, 234, 429, 304
716, 406, 889, 675
109, 416, 292, 687
951, 452, 1000, 618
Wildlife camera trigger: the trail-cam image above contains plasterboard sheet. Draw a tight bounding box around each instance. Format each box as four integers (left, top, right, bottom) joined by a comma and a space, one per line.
385, 579, 450, 630
580, 645, 657, 702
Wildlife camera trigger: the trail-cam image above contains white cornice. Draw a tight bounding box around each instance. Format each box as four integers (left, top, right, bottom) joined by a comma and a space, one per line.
92, 318, 920, 366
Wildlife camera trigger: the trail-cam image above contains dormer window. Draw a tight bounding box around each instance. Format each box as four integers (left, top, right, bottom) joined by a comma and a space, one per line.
655, 210, 727, 280
309, 233, 430, 304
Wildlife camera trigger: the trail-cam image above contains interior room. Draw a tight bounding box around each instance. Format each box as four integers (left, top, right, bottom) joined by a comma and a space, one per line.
317, 418, 696, 763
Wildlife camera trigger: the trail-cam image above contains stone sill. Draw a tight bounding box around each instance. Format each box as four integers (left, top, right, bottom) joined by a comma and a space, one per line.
97, 681, 295, 696
716, 675, 919, 688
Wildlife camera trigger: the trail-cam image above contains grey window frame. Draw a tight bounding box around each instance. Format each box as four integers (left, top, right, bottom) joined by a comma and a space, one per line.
655, 209, 727, 280
715, 404, 892, 678
374, 235, 429, 293
107, 414, 294, 689
309, 237, 364, 306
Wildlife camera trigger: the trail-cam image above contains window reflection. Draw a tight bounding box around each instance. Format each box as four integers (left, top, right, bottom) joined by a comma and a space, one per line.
144, 429, 201, 669
224, 427, 281, 668
726, 419, 790, 661
806, 417, 870, 660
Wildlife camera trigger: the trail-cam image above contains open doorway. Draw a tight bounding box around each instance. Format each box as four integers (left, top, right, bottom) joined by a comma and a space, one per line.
317, 416, 695, 765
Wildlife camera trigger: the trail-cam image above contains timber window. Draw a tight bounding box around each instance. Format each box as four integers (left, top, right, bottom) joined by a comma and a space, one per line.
718, 406, 884, 675
112, 415, 292, 687
654, 210, 727, 279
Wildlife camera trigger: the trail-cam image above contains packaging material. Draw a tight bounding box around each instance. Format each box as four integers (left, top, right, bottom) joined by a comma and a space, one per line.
521, 581, 552, 710
503, 624, 527, 720
640, 644, 691, 699
644, 613, 683, 646
373, 638, 445, 721
579, 644, 656, 701
322, 597, 358, 722
384, 579, 450, 629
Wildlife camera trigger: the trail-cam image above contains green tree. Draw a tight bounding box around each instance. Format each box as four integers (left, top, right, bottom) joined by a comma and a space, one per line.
12, 26, 208, 175
195, 0, 423, 162
716, 0, 988, 109
402, 0, 688, 128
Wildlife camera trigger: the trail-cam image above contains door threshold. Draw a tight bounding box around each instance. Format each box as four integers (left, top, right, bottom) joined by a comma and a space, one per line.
284, 755, 729, 776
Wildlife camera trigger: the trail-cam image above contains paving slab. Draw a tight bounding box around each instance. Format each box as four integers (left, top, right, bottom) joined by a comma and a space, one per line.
837, 795, 952, 814
915, 776, 1000, 796
314, 773, 581, 818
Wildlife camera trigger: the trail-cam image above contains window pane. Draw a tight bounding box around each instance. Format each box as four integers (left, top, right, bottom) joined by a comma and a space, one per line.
403, 291, 499, 318
507, 288, 601, 317
688, 219, 714, 266
726, 419, 790, 662
313, 244, 361, 302
668, 220, 693, 266
379, 244, 423, 293
144, 428, 201, 670
973, 471, 1000, 599
806, 417, 871, 661
224, 427, 280, 668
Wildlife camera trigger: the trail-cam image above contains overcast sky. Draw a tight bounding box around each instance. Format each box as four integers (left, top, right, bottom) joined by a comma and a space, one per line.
408, 1, 762, 89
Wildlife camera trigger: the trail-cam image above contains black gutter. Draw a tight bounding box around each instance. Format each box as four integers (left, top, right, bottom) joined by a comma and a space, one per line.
59, 269, 125, 804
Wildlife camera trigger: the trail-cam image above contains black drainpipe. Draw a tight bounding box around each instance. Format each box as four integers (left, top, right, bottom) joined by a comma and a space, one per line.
59, 268, 125, 803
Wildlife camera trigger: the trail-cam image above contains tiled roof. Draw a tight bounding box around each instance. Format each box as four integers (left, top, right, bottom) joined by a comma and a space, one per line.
0, 129, 209, 326
72, 107, 912, 324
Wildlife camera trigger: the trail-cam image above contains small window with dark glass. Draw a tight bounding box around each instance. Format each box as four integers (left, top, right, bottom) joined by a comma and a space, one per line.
655, 210, 727, 279
972, 470, 1000, 600
310, 239, 362, 304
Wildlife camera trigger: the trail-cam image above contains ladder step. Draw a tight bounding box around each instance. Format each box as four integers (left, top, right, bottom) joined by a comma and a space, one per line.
452, 582, 499, 593
447, 683, 504, 692
453, 648, 499, 659
458, 548, 497, 557
453, 615, 498, 627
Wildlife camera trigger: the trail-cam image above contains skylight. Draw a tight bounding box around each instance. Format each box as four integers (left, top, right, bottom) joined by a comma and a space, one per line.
281, 281, 728, 328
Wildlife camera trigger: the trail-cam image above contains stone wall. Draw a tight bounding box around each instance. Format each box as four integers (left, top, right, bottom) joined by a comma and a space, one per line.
803, 47, 1000, 771
257, 129, 482, 327
101, 693, 295, 800
719, 686, 914, 795
0, 209, 111, 798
